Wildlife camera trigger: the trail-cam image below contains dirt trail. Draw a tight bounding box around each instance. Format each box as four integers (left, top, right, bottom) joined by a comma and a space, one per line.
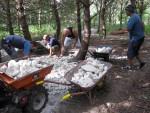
42, 35, 150, 113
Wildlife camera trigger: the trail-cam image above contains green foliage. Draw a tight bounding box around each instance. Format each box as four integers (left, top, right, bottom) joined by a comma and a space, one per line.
144, 25, 150, 35
106, 24, 126, 33
0, 24, 56, 40
0, 25, 9, 39
29, 24, 56, 39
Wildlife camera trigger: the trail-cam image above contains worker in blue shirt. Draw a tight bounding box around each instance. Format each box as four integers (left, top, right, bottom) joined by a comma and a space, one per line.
111, 5, 145, 70
43, 34, 60, 56
1, 35, 32, 58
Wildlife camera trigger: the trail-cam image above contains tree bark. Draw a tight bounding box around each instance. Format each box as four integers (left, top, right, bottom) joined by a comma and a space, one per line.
52, 0, 61, 39
38, 0, 42, 29
119, 2, 123, 29
75, 0, 91, 60
130, 0, 137, 13
15, 0, 32, 40
97, 0, 103, 33
139, 0, 144, 19
108, 7, 112, 26
76, 0, 82, 41
100, 0, 106, 39
130, 0, 136, 7
5, 0, 14, 35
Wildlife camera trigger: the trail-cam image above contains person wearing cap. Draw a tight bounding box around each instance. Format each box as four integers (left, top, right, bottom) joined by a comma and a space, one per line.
43, 35, 60, 56
61, 27, 81, 56
1, 35, 32, 58
111, 5, 145, 69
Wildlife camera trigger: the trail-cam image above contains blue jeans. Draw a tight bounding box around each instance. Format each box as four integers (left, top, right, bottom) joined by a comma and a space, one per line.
23, 41, 32, 56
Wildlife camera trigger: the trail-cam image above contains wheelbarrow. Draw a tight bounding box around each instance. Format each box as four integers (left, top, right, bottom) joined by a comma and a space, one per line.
88, 45, 112, 61
62, 60, 112, 104
0, 64, 53, 113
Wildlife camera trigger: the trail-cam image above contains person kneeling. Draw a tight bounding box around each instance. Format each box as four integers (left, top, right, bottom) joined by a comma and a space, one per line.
43, 35, 60, 56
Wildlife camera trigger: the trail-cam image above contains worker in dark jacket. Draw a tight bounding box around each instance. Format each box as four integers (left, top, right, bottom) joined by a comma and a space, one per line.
1, 35, 32, 58
43, 34, 60, 56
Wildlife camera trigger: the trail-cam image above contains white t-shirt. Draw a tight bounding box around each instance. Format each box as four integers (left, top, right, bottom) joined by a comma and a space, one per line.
64, 37, 73, 47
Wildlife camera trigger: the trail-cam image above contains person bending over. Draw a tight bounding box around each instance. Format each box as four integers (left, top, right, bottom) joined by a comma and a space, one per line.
61, 27, 81, 56
1, 35, 32, 58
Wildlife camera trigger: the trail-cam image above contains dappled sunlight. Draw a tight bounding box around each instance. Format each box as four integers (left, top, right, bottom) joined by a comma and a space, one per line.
110, 55, 127, 60
83, 100, 133, 113
115, 75, 123, 79
118, 100, 133, 108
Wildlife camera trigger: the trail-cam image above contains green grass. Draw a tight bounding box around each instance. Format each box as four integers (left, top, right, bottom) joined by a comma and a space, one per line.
106, 24, 127, 33
0, 23, 150, 40
29, 24, 56, 39
144, 25, 150, 35
0, 24, 56, 40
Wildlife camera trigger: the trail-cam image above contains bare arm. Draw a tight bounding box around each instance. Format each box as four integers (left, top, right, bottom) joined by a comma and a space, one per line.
49, 47, 52, 56
110, 28, 128, 35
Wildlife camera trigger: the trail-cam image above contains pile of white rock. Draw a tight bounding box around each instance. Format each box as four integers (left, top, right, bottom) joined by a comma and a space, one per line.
0, 55, 77, 81
45, 56, 77, 84
71, 57, 112, 88
0, 58, 49, 79
96, 46, 112, 53
0, 53, 111, 87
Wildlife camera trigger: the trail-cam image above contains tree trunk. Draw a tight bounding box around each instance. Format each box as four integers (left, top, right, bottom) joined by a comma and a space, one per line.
108, 7, 112, 26
130, 0, 136, 7
75, 0, 91, 60
38, 9, 41, 29
15, 0, 32, 40
97, 0, 103, 33
139, 0, 144, 19
119, 2, 123, 29
52, 0, 61, 39
130, 0, 137, 13
5, 0, 14, 35
38, 0, 42, 29
100, 0, 106, 39
76, 0, 82, 41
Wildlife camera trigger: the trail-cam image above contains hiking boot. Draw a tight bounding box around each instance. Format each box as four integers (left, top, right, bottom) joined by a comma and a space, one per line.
122, 65, 132, 70
139, 62, 145, 69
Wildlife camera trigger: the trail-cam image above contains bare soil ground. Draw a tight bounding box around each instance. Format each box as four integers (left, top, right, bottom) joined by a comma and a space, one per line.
49, 35, 150, 113
1, 35, 150, 113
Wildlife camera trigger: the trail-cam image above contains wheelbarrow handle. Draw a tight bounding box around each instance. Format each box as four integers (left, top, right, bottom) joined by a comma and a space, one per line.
87, 50, 94, 56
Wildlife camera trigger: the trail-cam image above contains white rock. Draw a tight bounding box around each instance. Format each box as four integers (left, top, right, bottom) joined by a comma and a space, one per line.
0, 64, 7, 73
81, 64, 99, 73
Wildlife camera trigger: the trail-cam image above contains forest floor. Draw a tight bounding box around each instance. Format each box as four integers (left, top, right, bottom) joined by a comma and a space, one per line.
0, 35, 150, 113
42, 35, 150, 113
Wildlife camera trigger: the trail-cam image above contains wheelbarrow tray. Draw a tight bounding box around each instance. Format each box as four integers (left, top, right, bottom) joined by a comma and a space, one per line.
0, 65, 53, 90
65, 60, 112, 91
88, 45, 112, 61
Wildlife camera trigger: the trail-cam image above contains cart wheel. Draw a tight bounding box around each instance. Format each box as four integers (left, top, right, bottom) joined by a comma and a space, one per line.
25, 86, 48, 113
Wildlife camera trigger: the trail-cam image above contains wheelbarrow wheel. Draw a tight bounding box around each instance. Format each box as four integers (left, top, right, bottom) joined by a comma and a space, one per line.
25, 86, 48, 113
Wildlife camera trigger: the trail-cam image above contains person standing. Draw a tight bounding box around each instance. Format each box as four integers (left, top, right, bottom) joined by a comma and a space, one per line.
111, 5, 145, 69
